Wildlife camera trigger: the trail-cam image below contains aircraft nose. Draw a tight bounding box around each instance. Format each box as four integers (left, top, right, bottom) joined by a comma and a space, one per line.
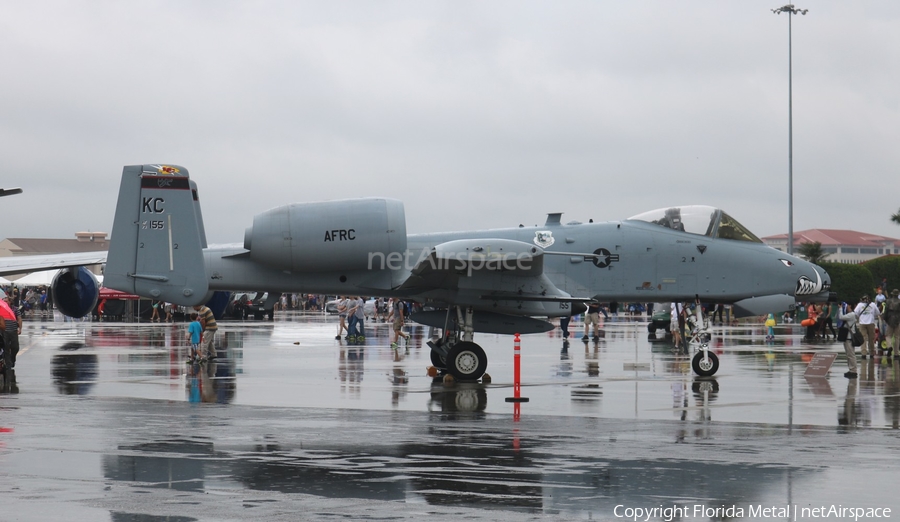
795, 262, 831, 298
817, 265, 832, 288
815, 265, 838, 301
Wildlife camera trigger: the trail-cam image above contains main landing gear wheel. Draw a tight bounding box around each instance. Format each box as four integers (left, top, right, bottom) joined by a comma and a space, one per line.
692, 351, 719, 377
446, 341, 488, 381
430, 349, 446, 369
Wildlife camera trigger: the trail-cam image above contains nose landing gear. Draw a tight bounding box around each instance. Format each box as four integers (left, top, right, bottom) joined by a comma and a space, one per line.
687, 298, 719, 377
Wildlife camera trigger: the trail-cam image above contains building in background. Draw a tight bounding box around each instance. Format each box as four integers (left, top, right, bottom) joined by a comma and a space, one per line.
762, 230, 900, 264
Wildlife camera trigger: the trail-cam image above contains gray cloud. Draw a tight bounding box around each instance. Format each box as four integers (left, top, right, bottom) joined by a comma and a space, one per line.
1, 1, 898, 244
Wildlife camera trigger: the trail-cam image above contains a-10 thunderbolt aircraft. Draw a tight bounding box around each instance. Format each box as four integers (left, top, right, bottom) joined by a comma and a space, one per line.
103, 164, 833, 379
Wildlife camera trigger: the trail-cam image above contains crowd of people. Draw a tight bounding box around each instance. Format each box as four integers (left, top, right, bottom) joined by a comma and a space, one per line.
332, 296, 419, 347
5, 280, 900, 383
757, 286, 900, 380
0, 284, 52, 371
0, 285, 52, 318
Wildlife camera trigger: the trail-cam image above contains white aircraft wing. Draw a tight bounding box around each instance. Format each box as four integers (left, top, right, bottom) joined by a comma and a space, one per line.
0, 251, 108, 277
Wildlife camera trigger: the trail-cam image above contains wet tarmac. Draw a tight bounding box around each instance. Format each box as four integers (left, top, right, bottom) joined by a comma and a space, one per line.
2, 313, 900, 521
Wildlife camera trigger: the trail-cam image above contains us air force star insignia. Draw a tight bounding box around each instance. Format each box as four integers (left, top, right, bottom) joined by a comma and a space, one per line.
592, 248, 620, 268
534, 230, 555, 248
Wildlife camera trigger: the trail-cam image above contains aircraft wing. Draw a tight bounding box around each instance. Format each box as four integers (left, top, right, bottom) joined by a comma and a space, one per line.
396, 238, 579, 315
398, 238, 544, 291
0, 251, 108, 277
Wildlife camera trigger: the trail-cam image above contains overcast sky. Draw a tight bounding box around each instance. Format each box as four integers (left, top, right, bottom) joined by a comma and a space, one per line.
1, 1, 898, 245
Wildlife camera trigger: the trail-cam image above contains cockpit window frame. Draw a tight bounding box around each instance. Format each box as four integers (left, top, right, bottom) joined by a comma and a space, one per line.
627, 205, 763, 244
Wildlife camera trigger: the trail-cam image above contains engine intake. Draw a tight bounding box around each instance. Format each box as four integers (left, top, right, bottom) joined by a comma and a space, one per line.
51, 266, 100, 318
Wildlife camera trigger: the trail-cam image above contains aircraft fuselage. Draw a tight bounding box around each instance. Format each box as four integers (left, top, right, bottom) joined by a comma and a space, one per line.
203, 219, 825, 317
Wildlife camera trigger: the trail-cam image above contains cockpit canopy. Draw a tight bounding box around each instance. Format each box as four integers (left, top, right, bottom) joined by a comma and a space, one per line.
627, 205, 762, 243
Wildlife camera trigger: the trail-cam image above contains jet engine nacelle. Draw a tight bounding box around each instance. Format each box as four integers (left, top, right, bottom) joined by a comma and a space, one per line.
243, 198, 407, 273
51, 266, 100, 318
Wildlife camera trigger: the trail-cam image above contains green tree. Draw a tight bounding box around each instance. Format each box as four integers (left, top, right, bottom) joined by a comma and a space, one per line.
820, 262, 873, 304
892, 208, 900, 225
863, 256, 900, 294
797, 241, 828, 265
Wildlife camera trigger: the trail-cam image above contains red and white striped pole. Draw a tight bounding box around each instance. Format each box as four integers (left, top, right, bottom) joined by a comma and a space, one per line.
506, 333, 529, 404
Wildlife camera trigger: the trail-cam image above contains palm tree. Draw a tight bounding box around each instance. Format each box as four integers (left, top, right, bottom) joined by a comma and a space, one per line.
892, 208, 900, 225
797, 241, 828, 265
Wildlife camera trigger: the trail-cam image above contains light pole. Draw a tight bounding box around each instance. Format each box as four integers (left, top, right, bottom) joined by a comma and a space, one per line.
772, 4, 807, 255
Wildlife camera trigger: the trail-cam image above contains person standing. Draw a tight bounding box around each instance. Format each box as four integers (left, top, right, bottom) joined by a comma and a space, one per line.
353, 296, 366, 342
389, 298, 410, 348
875, 287, 887, 349
0, 290, 21, 370
853, 295, 880, 359
883, 289, 900, 358
193, 304, 218, 359
803, 303, 818, 340
838, 303, 859, 378
186, 312, 202, 363
582, 301, 603, 341
765, 313, 776, 341
820, 302, 837, 341
346, 297, 359, 342
39, 289, 49, 315
609, 301, 618, 319
670, 302, 683, 347
335, 296, 349, 340
375, 297, 386, 322
559, 315, 571, 344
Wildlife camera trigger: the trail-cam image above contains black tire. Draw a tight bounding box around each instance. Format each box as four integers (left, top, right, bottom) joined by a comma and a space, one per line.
691, 351, 719, 377
691, 379, 719, 395
446, 341, 488, 381
430, 348, 446, 368
453, 388, 487, 412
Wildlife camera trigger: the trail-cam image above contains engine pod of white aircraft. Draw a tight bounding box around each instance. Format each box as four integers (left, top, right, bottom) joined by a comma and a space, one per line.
51, 266, 100, 318
243, 198, 408, 273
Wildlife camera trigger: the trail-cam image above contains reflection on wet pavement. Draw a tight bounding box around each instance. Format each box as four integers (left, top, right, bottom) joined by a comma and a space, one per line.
2, 314, 899, 520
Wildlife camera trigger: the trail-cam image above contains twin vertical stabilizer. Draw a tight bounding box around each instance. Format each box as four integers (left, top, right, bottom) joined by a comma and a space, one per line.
105, 164, 209, 305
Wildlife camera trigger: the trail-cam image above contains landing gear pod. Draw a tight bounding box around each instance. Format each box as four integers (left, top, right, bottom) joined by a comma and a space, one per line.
52, 267, 99, 318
